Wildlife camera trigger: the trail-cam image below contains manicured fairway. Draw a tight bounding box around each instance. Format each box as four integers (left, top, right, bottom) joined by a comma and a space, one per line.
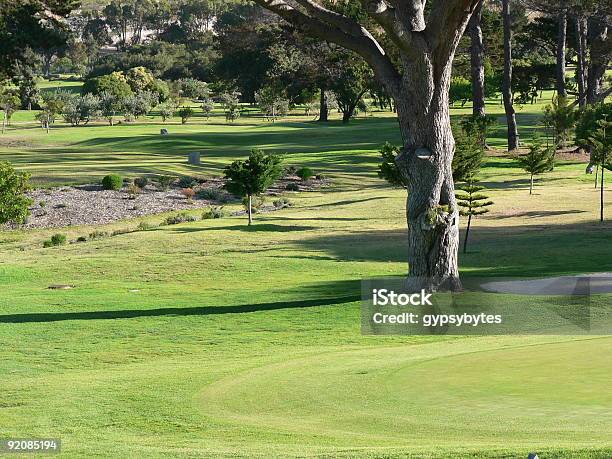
0, 92, 611, 457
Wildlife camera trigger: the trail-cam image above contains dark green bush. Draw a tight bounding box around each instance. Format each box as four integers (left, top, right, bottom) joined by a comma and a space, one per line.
197, 188, 231, 203
164, 212, 198, 225
134, 177, 148, 189
202, 206, 225, 219
157, 175, 175, 191
43, 233, 67, 247
286, 182, 300, 191
76, 236, 87, 242
273, 197, 293, 208
102, 174, 123, 190
296, 167, 314, 181
177, 176, 201, 188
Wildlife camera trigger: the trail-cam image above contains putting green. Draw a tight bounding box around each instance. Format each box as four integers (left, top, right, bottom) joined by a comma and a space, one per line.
199, 337, 612, 454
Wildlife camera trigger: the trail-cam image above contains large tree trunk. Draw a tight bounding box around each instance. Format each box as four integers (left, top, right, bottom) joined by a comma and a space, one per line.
586, 19, 609, 104
394, 61, 461, 289
556, 9, 567, 98
318, 89, 328, 122
468, 1, 486, 117
502, 0, 519, 151
575, 16, 588, 108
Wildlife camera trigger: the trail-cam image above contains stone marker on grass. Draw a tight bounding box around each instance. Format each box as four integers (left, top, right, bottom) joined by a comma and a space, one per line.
188, 151, 201, 165
160, 128, 169, 135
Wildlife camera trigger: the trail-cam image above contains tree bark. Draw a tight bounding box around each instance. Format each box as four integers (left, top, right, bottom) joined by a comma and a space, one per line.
601, 165, 605, 222
318, 89, 328, 122
248, 194, 253, 225
463, 214, 471, 254
468, 1, 486, 117
575, 16, 588, 108
556, 9, 567, 98
394, 60, 461, 289
502, 0, 519, 151
586, 19, 609, 104
530, 174, 533, 195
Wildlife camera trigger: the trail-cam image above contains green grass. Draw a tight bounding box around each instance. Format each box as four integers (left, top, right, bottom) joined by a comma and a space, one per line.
0, 88, 611, 458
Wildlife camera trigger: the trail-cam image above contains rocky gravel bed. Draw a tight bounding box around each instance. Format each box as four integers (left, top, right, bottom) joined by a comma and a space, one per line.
9, 176, 330, 230
20, 185, 211, 229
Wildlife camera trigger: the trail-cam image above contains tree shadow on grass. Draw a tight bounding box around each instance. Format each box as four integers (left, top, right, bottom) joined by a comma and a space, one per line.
169, 224, 318, 233
1, 279, 362, 324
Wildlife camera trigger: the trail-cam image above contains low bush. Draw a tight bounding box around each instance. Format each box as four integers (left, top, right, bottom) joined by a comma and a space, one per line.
165, 212, 197, 225
112, 228, 132, 236
134, 177, 148, 189
127, 183, 141, 199
273, 197, 293, 208
296, 167, 314, 181
43, 233, 67, 248
89, 230, 107, 239
102, 174, 123, 190
242, 196, 265, 213
285, 165, 298, 175
197, 188, 231, 203
286, 182, 300, 191
315, 174, 327, 180
202, 206, 225, 219
157, 175, 175, 191
181, 188, 195, 201
76, 236, 87, 242
177, 176, 201, 188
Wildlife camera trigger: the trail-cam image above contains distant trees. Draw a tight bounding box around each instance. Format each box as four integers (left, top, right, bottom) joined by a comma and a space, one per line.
0, 87, 20, 134
224, 149, 283, 225
515, 139, 555, 194
255, 86, 289, 122
586, 118, 611, 222
0, 161, 31, 225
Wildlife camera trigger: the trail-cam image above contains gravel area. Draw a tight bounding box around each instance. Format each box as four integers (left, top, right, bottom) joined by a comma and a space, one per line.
9, 176, 330, 229
21, 185, 210, 229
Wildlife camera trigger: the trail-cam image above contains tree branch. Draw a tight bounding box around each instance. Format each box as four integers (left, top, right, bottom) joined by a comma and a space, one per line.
253, 0, 402, 95
362, 0, 416, 54
427, 0, 482, 61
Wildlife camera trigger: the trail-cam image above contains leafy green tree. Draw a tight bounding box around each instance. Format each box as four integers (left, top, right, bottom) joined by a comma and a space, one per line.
158, 100, 177, 122
98, 91, 123, 126
224, 149, 283, 225
0, 161, 31, 225
459, 114, 497, 147
177, 106, 194, 124
515, 139, 555, 194
61, 94, 100, 126
83, 72, 133, 100
179, 78, 211, 100
377, 142, 406, 189
541, 95, 576, 149
255, 86, 289, 122
0, 87, 20, 134
328, 51, 372, 123
586, 118, 611, 222
449, 76, 472, 107
201, 97, 214, 120
455, 180, 493, 253
220, 91, 241, 122
576, 103, 612, 187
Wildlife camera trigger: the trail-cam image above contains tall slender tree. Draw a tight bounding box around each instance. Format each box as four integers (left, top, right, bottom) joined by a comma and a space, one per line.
468, 1, 486, 118
502, 0, 519, 151
251, 0, 483, 288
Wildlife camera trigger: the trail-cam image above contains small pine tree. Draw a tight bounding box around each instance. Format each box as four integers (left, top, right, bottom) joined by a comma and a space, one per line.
542, 95, 576, 149
452, 126, 485, 183
515, 139, 555, 195
224, 149, 283, 225
455, 180, 493, 254
586, 118, 611, 222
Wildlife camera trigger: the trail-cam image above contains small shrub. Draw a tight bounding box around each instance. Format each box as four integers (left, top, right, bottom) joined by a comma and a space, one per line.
134, 177, 148, 189
137, 221, 154, 231
76, 236, 87, 242
242, 196, 265, 213
44, 233, 67, 247
197, 187, 230, 202
296, 167, 314, 181
286, 182, 300, 191
127, 183, 141, 199
181, 188, 195, 201
165, 212, 198, 225
102, 174, 123, 190
285, 165, 298, 175
315, 174, 327, 180
157, 175, 175, 191
202, 206, 225, 219
273, 197, 293, 208
177, 176, 201, 188
89, 230, 107, 239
